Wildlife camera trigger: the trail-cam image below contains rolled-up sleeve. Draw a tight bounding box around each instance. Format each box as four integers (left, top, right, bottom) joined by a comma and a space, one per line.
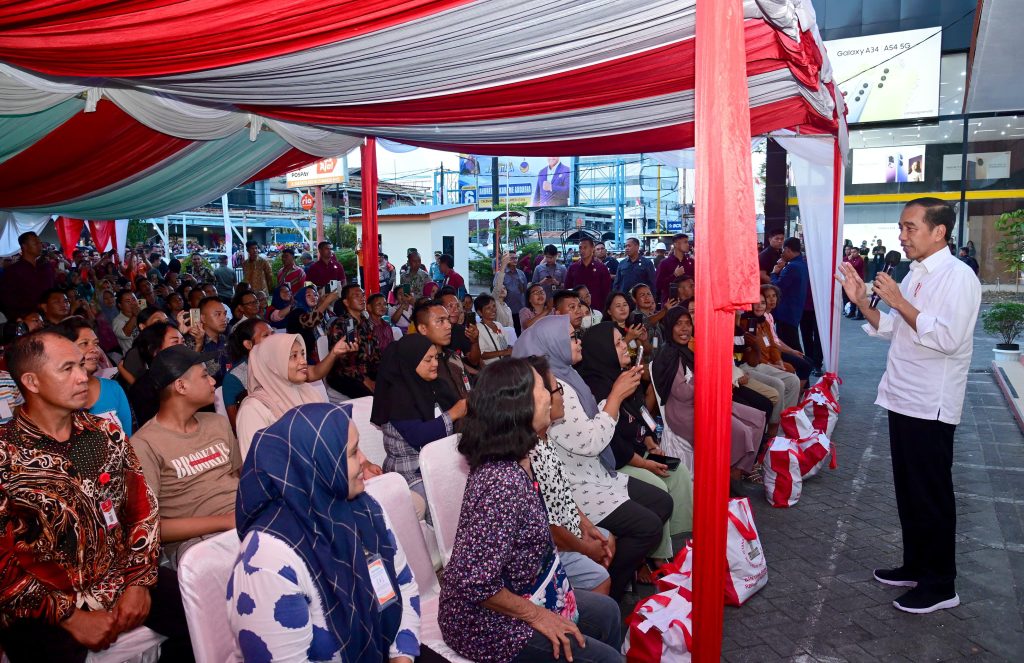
862, 311, 895, 339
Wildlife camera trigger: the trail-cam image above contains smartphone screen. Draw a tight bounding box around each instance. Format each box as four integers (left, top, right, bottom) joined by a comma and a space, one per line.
189, 308, 201, 328
466, 311, 477, 326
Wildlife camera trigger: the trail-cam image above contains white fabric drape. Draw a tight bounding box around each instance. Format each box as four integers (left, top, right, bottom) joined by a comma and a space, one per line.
773, 133, 843, 372
0, 211, 51, 256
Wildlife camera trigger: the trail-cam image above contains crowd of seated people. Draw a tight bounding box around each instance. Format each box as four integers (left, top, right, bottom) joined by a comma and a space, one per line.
0, 229, 825, 661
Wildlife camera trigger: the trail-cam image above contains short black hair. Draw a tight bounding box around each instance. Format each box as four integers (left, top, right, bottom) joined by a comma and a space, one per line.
457, 359, 540, 469
413, 300, 447, 328
116, 289, 135, 308
246, 240, 258, 249
905, 197, 955, 242
626, 237, 640, 247
281, 247, 295, 257
473, 294, 495, 312
438, 254, 454, 269
50, 316, 92, 343
340, 283, 362, 300
198, 296, 222, 313
571, 285, 590, 295
367, 293, 386, 307
436, 286, 458, 300
579, 237, 595, 247
783, 237, 802, 253
38, 287, 67, 306
317, 241, 331, 250
672, 233, 689, 242
17, 231, 37, 247
552, 289, 579, 310
7, 330, 65, 390
543, 244, 558, 256
768, 229, 785, 239
138, 307, 168, 327
228, 318, 267, 363
629, 283, 652, 301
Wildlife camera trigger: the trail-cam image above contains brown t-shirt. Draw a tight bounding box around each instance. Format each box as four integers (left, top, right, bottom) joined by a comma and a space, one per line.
132, 412, 240, 528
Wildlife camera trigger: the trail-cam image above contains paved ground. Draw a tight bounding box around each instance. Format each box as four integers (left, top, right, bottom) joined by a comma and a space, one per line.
625, 310, 1024, 661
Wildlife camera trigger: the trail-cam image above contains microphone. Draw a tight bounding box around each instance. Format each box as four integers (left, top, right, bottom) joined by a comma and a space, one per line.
869, 251, 902, 309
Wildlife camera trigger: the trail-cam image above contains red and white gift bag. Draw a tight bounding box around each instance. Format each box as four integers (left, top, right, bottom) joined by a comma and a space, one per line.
653, 542, 693, 594
805, 390, 840, 439
725, 497, 769, 605
623, 588, 693, 662
780, 403, 815, 440
763, 437, 803, 507
797, 432, 831, 479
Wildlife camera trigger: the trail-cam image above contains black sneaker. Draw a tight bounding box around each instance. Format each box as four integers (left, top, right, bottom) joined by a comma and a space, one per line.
873, 567, 918, 587
893, 586, 960, 614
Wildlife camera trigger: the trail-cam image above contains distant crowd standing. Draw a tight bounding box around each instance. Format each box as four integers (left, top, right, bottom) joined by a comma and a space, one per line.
0, 225, 854, 661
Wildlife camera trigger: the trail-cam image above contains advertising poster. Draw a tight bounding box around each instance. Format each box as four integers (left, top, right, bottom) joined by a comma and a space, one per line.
825, 27, 942, 123
851, 146, 926, 184
286, 157, 348, 188
942, 151, 1011, 181
459, 155, 573, 208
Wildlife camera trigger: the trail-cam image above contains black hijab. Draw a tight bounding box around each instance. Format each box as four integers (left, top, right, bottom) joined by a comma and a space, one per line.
371, 334, 459, 425
653, 306, 695, 406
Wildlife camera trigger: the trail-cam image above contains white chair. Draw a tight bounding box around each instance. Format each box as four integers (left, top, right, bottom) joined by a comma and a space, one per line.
418, 434, 468, 566
650, 379, 694, 475
177, 531, 242, 663
315, 334, 329, 362
364, 473, 473, 663
0, 624, 169, 663
348, 396, 386, 466
213, 386, 226, 417
391, 326, 403, 341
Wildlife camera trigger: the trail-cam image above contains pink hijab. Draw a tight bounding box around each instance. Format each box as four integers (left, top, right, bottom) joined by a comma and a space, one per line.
247, 333, 323, 418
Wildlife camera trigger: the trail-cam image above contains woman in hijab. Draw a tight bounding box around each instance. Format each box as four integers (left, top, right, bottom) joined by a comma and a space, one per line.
267, 283, 295, 329
235, 333, 326, 458
371, 333, 466, 503
286, 285, 339, 363
229, 403, 421, 663
653, 307, 764, 495
577, 322, 693, 564
512, 315, 671, 601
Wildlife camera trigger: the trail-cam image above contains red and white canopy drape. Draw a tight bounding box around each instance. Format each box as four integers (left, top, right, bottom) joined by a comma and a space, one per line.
0, 0, 841, 218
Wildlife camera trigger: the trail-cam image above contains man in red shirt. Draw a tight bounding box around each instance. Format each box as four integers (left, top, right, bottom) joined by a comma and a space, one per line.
276, 248, 306, 292
438, 254, 466, 299
0, 232, 56, 320
564, 237, 611, 312
304, 241, 347, 290
654, 233, 695, 304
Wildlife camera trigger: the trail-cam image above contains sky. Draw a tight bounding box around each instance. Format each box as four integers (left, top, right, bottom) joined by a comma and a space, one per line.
345, 143, 461, 189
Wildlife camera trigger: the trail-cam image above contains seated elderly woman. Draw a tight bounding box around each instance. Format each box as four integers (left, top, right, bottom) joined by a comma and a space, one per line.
653, 307, 766, 495
439, 359, 622, 663
474, 293, 513, 364
371, 334, 467, 503
513, 315, 671, 601
577, 321, 693, 567
229, 403, 421, 663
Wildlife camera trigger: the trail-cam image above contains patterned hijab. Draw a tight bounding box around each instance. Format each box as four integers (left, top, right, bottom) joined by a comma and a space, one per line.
236, 403, 401, 661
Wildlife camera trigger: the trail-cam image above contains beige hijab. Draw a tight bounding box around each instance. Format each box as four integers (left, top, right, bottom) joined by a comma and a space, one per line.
247, 333, 323, 418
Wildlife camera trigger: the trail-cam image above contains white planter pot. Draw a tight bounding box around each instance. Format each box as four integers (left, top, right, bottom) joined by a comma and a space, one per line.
993, 347, 1021, 363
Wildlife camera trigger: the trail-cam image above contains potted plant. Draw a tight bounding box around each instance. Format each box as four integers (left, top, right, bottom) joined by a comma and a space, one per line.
982, 302, 1024, 362
995, 208, 1024, 289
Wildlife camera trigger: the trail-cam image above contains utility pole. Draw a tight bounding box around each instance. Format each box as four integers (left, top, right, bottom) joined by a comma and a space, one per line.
439, 161, 445, 204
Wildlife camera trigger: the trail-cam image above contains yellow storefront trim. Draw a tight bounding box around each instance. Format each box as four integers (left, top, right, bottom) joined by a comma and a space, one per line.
787, 189, 1024, 205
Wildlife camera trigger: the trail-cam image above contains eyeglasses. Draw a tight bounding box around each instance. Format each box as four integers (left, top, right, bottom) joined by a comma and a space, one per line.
548, 383, 564, 396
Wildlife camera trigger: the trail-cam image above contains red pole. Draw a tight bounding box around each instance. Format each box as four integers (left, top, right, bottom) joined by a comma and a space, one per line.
314, 185, 325, 244
692, 0, 761, 660
360, 137, 381, 294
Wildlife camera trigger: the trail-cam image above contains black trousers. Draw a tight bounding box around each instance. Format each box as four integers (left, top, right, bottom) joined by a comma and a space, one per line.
597, 477, 673, 601
775, 321, 803, 355
799, 308, 824, 370
326, 373, 374, 398
0, 567, 194, 663
780, 351, 812, 382
887, 410, 957, 591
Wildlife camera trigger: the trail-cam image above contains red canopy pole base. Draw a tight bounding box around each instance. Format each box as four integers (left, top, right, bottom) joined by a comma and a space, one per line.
314, 185, 325, 244
360, 137, 380, 294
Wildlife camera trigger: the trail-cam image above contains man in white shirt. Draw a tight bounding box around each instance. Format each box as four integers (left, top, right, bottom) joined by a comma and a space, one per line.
111, 289, 140, 354
838, 198, 980, 615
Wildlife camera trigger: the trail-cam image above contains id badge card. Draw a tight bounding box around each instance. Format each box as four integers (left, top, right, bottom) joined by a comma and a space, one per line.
366, 554, 398, 609
99, 499, 119, 530
762, 335, 771, 347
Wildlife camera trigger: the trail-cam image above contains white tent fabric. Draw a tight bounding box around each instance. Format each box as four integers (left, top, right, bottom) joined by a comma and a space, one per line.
0, 211, 50, 256
774, 133, 844, 372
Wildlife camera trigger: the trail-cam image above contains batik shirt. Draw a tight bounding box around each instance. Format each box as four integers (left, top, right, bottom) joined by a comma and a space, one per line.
0, 411, 159, 626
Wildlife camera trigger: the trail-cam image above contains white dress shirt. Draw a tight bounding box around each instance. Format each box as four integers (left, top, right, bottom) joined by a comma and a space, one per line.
863, 247, 980, 425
